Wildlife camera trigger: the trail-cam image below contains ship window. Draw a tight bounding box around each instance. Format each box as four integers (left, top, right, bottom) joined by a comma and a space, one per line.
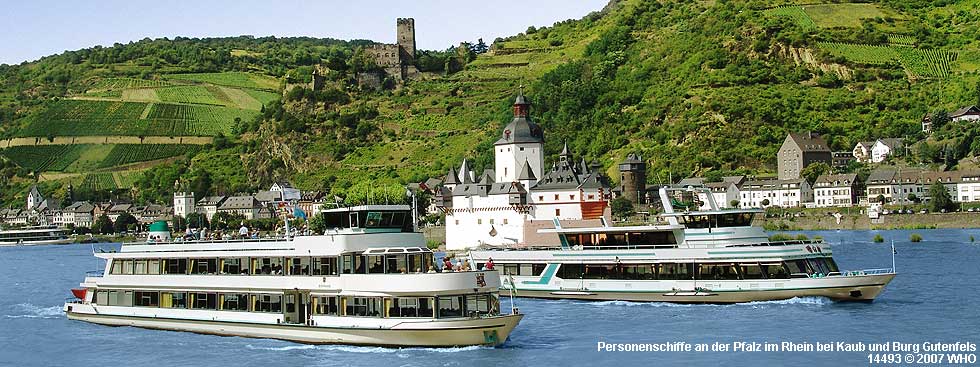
784, 260, 811, 277
313, 296, 339, 315
365, 212, 382, 227
738, 263, 766, 279
161, 292, 187, 308
122, 260, 134, 275
190, 258, 218, 275
108, 290, 133, 306
222, 294, 249, 311
163, 259, 187, 274
656, 263, 694, 280
252, 257, 284, 275
345, 297, 382, 317
502, 264, 519, 275
342, 254, 354, 274
532, 264, 546, 276
134, 291, 159, 307
313, 257, 338, 276
407, 253, 424, 273
557, 264, 583, 279
761, 263, 789, 279
390, 298, 419, 317
221, 257, 248, 275
287, 257, 311, 275
437, 296, 464, 318
96, 290, 108, 305
367, 255, 385, 274
134, 260, 147, 274
110, 260, 124, 274
386, 254, 408, 273
465, 294, 493, 317
697, 263, 740, 280
519, 264, 533, 276
252, 294, 282, 313
191, 293, 217, 310
147, 259, 161, 275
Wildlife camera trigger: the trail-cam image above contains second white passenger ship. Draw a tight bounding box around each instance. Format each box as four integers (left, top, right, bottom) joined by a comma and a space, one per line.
64, 205, 522, 347
470, 188, 896, 303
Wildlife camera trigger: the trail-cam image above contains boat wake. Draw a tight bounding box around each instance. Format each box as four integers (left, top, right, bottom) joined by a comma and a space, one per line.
590, 296, 833, 308
5, 303, 63, 319
245, 344, 488, 353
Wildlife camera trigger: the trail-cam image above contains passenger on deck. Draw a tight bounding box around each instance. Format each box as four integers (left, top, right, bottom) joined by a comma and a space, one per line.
485, 258, 494, 270
238, 225, 249, 239
427, 266, 437, 273
443, 258, 453, 272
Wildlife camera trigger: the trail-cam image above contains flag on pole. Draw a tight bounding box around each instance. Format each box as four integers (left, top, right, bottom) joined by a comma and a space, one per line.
293, 206, 307, 220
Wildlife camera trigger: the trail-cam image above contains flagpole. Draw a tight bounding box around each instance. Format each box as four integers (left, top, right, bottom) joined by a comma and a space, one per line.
891, 240, 896, 273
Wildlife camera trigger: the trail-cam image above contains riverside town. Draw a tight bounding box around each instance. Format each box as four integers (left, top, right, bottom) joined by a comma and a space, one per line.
1, 1, 978, 366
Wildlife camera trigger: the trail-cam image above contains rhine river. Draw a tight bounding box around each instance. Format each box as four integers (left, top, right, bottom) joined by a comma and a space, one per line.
1, 229, 978, 366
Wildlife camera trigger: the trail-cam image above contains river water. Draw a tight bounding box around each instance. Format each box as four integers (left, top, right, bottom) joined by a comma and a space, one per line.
1, 229, 978, 366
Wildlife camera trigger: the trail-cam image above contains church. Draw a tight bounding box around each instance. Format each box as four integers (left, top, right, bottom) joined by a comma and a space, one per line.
436, 92, 611, 250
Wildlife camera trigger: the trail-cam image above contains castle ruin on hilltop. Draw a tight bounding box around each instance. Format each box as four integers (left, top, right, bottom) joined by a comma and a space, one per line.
312, 18, 419, 91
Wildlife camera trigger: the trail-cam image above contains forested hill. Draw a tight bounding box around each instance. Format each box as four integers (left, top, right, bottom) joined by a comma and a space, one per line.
1, 0, 979, 206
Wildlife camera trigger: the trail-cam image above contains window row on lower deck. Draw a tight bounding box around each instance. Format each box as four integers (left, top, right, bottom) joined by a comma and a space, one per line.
544, 258, 840, 280
94, 290, 499, 319
108, 252, 436, 277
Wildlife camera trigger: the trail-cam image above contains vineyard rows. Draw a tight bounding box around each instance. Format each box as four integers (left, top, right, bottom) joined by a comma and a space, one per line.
764, 6, 817, 31
0, 145, 86, 172
89, 78, 174, 92
81, 173, 118, 191
888, 35, 916, 46
98, 144, 202, 168
155, 86, 229, 106
17, 100, 256, 137
817, 42, 956, 79
162, 72, 278, 91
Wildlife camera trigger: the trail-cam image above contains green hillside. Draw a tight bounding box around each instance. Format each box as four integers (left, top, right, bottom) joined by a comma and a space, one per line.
2, 0, 980, 206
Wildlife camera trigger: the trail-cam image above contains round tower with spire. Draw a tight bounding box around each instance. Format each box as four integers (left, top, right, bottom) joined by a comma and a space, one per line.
495, 89, 544, 183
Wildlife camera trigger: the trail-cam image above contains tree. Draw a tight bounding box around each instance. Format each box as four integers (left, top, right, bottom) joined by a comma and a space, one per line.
930, 109, 951, 131
907, 193, 920, 204
610, 197, 635, 219
761, 199, 770, 207
309, 213, 326, 234
929, 182, 956, 213
94, 215, 113, 234
185, 212, 209, 229
113, 212, 138, 233
876, 194, 886, 204
729, 200, 740, 208
800, 162, 830, 186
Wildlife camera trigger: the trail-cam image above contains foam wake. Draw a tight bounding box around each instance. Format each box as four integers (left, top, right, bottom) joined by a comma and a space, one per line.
5, 303, 63, 319
590, 296, 832, 308
245, 344, 488, 353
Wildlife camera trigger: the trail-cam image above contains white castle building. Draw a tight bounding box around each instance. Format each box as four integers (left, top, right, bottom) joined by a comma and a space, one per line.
437, 92, 611, 250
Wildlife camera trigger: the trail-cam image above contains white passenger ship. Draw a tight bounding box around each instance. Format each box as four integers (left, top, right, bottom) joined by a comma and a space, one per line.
64, 205, 522, 347
0, 226, 72, 246
470, 188, 896, 303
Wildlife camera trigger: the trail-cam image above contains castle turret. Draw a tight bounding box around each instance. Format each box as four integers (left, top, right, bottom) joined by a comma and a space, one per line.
618, 153, 646, 205
173, 185, 195, 218
494, 90, 544, 183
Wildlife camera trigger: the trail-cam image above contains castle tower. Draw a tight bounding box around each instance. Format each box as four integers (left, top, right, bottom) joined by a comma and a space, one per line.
618, 153, 646, 205
495, 91, 544, 183
396, 18, 416, 64
174, 191, 195, 218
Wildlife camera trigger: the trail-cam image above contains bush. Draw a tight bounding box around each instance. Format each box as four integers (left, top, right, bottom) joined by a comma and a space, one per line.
795, 234, 809, 241
769, 233, 793, 241
910, 233, 923, 242
873, 234, 884, 243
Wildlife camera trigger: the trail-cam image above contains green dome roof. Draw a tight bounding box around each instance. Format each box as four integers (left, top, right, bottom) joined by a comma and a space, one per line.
148, 221, 170, 232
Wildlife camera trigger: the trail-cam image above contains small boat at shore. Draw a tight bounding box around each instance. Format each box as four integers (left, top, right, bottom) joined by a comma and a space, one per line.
0, 226, 72, 246
64, 205, 522, 347
470, 187, 896, 304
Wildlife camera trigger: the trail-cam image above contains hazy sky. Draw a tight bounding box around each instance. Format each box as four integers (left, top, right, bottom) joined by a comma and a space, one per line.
0, 0, 609, 65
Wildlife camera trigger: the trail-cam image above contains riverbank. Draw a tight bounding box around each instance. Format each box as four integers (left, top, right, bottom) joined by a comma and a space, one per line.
756, 211, 980, 230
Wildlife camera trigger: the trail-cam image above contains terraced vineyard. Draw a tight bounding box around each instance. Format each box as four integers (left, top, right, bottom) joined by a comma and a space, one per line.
17, 99, 256, 137
0, 145, 86, 172
888, 35, 916, 46
81, 172, 118, 191
145, 103, 255, 135
98, 144, 202, 168
88, 78, 174, 92
895, 47, 957, 79
162, 72, 279, 91
155, 85, 228, 106
764, 6, 817, 31
817, 42, 899, 65
818, 42, 956, 79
